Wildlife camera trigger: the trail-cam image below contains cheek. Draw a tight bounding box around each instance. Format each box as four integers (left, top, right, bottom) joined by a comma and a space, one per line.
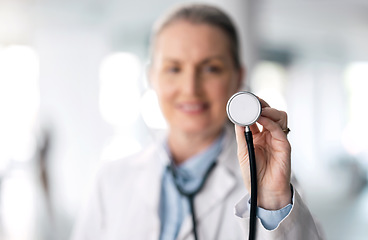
210, 76, 239, 101
207, 84, 231, 114
154, 81, 177, 116
207, 76, 239, 117
152, 73, 172, 99
156, 82, 176, 102
226, 73, 241, 95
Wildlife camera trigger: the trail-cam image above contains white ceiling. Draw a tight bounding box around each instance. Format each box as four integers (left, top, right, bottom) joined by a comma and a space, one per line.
0, 0, 367, 61
256, 0, 368, 61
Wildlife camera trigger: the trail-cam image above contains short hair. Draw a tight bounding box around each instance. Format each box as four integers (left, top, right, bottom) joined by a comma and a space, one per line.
150, 3, 241, 69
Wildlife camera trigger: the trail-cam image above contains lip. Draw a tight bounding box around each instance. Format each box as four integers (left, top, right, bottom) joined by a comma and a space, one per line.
176, 102, 209, 114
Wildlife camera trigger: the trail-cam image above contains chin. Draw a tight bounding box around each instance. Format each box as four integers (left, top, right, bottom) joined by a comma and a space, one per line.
171, 121, 205, 133
177, 121, 222, 136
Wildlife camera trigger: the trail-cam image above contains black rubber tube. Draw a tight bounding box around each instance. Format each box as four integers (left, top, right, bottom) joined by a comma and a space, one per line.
245, 129, 257, 240
169, 161, 217, 240
189, 196, 198, 240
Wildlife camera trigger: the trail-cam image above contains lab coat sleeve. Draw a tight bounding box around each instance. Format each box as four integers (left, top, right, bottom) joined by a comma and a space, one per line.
70, 170, 106, 240
234, 189, 323, 240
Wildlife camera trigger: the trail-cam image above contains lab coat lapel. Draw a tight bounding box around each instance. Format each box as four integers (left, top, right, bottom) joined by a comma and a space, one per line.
195, 123, 239, 221
196, 163, 237, 219
124, 145, 164, 240
176, 125, 239, 239
176, 163, 237, 240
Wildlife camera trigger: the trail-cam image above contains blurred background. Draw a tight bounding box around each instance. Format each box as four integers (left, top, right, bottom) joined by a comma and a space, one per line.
0, 0, 367, 239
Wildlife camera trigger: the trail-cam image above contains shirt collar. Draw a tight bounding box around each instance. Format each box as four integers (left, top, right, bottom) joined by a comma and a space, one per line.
164, 130, 225, 184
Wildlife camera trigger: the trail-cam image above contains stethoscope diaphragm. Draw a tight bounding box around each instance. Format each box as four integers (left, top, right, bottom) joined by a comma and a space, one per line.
226, 91, 261, 126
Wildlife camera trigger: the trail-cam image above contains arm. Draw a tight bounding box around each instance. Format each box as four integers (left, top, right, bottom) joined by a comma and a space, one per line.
234, 98, 322, 239
235, 100, 291, 210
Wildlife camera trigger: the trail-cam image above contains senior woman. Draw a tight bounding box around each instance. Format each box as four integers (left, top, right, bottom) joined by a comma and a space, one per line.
71, 4, 322, 240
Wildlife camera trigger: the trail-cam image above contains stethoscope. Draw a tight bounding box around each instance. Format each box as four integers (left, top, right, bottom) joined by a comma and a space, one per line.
227, 91, 261, 240
169, 91, 261, 240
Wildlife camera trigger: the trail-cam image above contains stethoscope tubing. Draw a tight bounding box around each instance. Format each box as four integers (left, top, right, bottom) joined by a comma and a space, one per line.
245, 127, 257, 240
169, 161, 217, 240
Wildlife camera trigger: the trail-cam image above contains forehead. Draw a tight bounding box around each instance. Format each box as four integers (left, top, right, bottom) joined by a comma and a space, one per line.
153, 21, 231, 61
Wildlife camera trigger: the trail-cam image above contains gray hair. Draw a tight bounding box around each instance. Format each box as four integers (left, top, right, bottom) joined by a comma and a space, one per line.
150, 3, 241, 69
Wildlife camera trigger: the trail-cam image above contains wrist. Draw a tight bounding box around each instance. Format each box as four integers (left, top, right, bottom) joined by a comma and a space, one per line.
257, 186, 292, 210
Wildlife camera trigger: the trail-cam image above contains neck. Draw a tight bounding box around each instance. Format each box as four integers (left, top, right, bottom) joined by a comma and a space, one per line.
168, 128, 223, 165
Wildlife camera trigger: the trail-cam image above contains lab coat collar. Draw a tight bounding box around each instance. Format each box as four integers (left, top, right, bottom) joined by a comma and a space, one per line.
196, 123, 239, 218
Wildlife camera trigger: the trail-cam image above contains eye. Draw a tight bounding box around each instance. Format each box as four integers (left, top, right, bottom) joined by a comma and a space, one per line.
203, 65, 222, 74
166, 66, 181, 73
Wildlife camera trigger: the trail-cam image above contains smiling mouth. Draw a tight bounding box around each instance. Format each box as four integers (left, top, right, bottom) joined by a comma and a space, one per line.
177, 103, 209, 113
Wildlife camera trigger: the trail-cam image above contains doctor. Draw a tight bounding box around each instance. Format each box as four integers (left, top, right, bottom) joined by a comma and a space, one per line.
71, 3, 322, 240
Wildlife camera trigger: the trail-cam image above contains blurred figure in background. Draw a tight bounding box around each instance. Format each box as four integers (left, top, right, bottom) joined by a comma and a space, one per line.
71, 3, 322, 240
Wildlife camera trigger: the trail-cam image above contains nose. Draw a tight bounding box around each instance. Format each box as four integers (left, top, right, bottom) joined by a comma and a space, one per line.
181, 68, 201, 96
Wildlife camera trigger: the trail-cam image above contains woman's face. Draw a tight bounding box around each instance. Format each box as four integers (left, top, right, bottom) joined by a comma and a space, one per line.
150, 20, 242, 137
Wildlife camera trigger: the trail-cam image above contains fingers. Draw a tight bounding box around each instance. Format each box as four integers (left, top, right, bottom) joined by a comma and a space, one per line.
257, 96, 288, 134
260, 107, 288, 130
258, 97, 270, 108
249, 122, 260, 134
236, 94, 289, 139
257, 116, 288, 141
234, 125, 248, 157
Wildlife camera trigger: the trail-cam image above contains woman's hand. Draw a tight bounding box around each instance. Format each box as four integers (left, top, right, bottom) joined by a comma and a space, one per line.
235, 98, 292, 210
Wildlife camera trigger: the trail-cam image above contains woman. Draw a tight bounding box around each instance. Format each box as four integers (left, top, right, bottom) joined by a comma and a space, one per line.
71, 4, 322, 240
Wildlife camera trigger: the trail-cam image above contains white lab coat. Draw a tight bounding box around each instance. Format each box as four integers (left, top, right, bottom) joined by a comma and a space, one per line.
71, 125, 322, 240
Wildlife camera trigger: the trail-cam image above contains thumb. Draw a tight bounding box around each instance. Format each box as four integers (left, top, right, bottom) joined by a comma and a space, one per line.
234, 124, 252, 191
234, 125, 249, 166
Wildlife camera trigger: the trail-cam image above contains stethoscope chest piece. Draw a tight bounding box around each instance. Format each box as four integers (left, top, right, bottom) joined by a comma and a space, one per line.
226, 91, 261, 126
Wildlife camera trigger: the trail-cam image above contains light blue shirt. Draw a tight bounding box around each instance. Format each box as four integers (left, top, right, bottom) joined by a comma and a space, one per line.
159, 134, 223, 240
258, 202, 293, 230
247, 187, 293, 230
159, 133, 292, 240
